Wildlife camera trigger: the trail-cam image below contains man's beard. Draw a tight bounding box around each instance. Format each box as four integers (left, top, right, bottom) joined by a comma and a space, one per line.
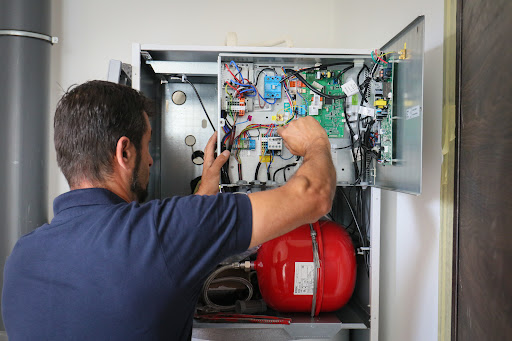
131, 151, 148, 202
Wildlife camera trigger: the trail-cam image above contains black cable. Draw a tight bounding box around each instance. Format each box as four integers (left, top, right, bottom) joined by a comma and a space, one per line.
340, 188, 365, 248
220, 145, 231, 184
335, 144, 354, 150
254, 68, 276, 86
340, 187, 369, 276
281, 62, 354, 82
293, 73, 347, 100
254, 162, 262, 181
358, 63, 379, 106
350, 63, 379, 183
272, 163, 297, 182
357, 114, 363, 181
343, 99, 360, 184
182, 78, 216, 132
336, 64, 355, 82
357, 65, 370, 92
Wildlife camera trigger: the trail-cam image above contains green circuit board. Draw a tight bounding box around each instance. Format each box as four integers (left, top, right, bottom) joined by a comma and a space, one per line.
379, 61, 396, 164
300, 70, 345, 138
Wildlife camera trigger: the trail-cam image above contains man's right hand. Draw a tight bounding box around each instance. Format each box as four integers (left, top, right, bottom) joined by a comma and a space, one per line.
277, 116, 330, 157
247, 116, 336, 249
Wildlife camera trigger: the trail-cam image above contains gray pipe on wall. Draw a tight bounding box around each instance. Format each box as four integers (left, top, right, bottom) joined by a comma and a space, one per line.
0, 0, 52, 332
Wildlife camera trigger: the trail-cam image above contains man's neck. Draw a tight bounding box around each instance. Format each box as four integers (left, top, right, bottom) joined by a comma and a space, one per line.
71, 180, 133, 203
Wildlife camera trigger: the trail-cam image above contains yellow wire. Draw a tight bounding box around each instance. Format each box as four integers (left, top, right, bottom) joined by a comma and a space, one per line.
225, 83, 232, 100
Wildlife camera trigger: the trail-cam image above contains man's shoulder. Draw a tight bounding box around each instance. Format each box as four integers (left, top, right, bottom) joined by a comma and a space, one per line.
150, 192, 251, 213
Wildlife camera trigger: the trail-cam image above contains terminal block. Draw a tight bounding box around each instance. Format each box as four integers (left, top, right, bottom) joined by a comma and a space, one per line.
239, 138, 256, 150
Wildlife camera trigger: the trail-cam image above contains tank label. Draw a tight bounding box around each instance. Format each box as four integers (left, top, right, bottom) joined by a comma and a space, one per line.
294, 262, 314, 295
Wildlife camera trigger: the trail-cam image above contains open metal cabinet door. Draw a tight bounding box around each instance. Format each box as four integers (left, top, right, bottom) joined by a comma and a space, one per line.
374, 16, 425, 194
107, 60, 132, 86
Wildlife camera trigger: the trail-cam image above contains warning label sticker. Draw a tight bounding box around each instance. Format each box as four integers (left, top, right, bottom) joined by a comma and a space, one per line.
294, 262, 314, 295
406, 105, 421, 120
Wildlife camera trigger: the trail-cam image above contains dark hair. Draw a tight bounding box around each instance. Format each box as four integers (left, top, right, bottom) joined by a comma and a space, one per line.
54, 80, 154, 187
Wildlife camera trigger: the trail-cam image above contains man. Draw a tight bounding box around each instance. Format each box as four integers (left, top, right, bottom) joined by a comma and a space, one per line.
2, 80, 336, 340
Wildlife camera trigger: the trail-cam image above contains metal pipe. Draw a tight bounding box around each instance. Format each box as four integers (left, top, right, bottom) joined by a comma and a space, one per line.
0, 0, 53, 331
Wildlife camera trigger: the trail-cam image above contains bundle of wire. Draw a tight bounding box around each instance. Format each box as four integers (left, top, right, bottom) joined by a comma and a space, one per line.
224, 61, 277, 108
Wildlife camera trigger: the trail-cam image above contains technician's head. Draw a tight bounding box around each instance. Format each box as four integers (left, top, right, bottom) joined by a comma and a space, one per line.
54, 80, 154, 202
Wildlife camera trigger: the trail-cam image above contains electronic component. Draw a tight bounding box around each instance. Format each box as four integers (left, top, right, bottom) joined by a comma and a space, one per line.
374, 82, 383, 96
299, 70, 345, 138
308, 94, 322, 116
259, 136, 282, 156
376, 59, 396, 164
340, 79, 359, 97
312, 81, 323, 91
288, 81, 297, 95
239, 138, 256, 150
267, 137, 283, 151
264, 76, 282, 99
374, 99, 387, 108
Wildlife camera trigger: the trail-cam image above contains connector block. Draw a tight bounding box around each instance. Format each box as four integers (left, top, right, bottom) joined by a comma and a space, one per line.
239, 138, 256, 150
267, 137, 283, 151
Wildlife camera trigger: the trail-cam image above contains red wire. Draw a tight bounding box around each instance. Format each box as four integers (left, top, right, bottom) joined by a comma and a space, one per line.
225, 63, 243, 82
226, 82, 241, 97
374, 50, 388, 64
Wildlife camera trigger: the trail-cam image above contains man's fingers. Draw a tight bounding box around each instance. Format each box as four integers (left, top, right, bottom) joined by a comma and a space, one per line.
282, 140, 296, 156
203, 133, 217, 168
277, 125, 285, 137
208, 150, 230, 173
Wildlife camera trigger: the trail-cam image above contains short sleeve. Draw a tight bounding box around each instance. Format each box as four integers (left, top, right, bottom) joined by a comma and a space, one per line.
151, 193, 252, 294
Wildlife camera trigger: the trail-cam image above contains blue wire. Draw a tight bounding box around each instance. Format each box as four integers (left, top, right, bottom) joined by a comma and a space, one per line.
230, 61, 244, 83
230, 70, 277, 105
222, 133, 230, 145
279, 154, 295, 161
297, 91, 307, 104
235, 119, 250, 125
238, 88, 256, 97
258, 92, 277, 105
267, 151, 274, 173
229, 79, 251, 87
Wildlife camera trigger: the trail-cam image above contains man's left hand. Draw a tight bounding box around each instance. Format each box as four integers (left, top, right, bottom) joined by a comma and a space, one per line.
195, 133, 230, 196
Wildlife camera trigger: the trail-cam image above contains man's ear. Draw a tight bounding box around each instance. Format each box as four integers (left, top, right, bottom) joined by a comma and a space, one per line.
115, 136, 134, 171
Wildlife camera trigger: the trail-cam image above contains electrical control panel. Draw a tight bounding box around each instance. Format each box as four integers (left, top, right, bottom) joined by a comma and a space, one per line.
217, 52, 404, 190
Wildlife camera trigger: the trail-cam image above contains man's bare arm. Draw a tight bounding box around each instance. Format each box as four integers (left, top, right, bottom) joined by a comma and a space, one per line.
247, 117, 336, 248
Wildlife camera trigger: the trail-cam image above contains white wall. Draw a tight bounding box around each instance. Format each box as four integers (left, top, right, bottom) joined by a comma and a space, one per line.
49, 1, 443, 340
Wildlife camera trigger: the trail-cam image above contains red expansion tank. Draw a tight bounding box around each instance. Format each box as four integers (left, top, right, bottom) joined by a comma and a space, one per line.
254, 220, 356, 315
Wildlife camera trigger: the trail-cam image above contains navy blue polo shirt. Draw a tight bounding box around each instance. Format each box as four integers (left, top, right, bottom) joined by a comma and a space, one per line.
2, 188, 252, 340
